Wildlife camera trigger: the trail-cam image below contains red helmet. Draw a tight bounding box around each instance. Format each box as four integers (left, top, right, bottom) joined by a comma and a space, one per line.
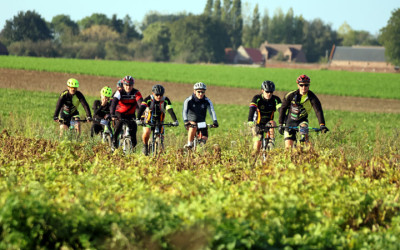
296, 75, 310, 84
122, 75, 135, 85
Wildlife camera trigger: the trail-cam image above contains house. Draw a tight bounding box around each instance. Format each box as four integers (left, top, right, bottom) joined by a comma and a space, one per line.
0, 42, 8, 55
259, 41, 307, 63
329, 45, 394, 71
229, 45, 264, 64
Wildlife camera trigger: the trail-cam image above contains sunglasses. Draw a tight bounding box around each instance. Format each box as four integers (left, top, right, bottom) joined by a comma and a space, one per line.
196, 91, 205, 94
298, 84, 310, 87
155, 94, 163, 97
265, 91, 273, 94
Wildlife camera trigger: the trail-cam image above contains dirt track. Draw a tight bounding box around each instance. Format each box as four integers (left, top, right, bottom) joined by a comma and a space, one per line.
1, 68, 400, 113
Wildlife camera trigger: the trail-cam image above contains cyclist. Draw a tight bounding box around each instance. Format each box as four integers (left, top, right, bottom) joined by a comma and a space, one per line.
278, 74, 329, 149
248, 80, 282, 153
182, 82, 218, 148
110, 75, 143, 149
137, 84, 179, 155
91, 86, 112, 137
53, 78, 92, 136
114, 80, 123, 96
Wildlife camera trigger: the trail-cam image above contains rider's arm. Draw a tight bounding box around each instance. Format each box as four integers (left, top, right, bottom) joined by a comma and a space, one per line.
248, 96, 258, 122
134, 91, 143, 118
275, 96, 282, 114
77, 92, 92, 118
110, 91, 121, 117
137, 102, 147, 119
165, 97, 178, 121
309, 91, 326, 126
53, 91, 67, 118
278, 92, 292, 125
182, 96, 191, 123
92, 100, 102, 117
206, 98, 217, 122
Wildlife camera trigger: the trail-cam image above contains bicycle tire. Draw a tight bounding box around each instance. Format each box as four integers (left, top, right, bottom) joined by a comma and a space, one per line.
122, 138, 133, 155
154, 136, 163, 156
104, 134, 112, 148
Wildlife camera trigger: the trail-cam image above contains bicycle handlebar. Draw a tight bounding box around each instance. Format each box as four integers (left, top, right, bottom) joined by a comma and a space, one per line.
187, 123, 216, 128
136, 120, 178, 127
283, 126, 321, 132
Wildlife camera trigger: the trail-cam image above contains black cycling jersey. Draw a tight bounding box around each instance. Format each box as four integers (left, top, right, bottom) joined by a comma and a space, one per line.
182, 94, 217, 123
279, 89, 325, 126
137, 95, 177, 123
92, 100, 111, 120
53, 90, 91, 118
248, 94, 282, 124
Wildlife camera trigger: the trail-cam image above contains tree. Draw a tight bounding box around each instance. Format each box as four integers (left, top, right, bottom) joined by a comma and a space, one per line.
380, 8, 400, 66
221, 0, 231, 22
230, 0, 242, 49
78, 13, 110, 30
51, 15, 79, 43
121, 15, 141, 41
141, 11, 187, 31
142, 22, 171, 61
1, 10, 52, 44
242, 4, 261, 48
80, 25, 120, 42
212, 0, 222, 20
169, 15, 229, 63
203, 0, 214, 17
110, 14, 123, 33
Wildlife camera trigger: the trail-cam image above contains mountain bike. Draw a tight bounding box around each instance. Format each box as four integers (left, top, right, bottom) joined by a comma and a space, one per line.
115, 118, 135, 155
93, 118, 114, 148
138, 121, 178, 156
186, 122, 216, 152
283, 126, 322, 148
259, 123, 279, 161
57, 117, 88, 139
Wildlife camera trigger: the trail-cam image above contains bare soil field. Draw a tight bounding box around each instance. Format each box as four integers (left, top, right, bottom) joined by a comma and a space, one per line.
1, 68, 399, 113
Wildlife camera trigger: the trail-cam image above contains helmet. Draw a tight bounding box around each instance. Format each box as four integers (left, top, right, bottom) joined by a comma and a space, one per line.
152, 84, 165, 95
67, 78, 79, 88
296, 74, 310, 84
101, 86, 113, 98
193, 82, 207, 90
116, 80, 123, 88
261, 80, 275, 92
122, 75, 134, 85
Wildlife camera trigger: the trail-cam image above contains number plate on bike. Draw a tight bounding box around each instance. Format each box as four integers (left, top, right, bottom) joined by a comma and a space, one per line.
197, 122, 207, 129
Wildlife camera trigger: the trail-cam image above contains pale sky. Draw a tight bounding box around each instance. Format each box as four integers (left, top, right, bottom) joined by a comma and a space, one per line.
0, 0, 398, 35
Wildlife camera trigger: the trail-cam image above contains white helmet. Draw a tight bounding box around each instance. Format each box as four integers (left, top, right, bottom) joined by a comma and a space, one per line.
193, 82, 207, 90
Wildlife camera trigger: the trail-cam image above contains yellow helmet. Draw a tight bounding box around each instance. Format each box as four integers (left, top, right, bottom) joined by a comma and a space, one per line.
67, 78, 79, 88
101, 86, 113, 98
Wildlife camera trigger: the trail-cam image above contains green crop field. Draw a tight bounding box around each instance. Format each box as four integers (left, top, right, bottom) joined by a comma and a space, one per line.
1, 57, 400, 249
1, 86, 400, 249
1, 56, 400, 99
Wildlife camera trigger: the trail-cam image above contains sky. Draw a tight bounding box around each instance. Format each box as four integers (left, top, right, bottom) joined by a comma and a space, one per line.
0, 0, 398, 35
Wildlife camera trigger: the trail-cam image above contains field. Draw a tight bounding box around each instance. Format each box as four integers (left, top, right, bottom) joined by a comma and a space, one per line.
1, 57, 400, 249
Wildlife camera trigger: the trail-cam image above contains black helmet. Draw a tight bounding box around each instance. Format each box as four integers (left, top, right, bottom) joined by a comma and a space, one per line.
152, 84, 165, 95
261, 80, 275, 92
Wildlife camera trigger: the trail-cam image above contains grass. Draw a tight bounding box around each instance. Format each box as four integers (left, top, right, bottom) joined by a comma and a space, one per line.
1, 56, 400, 99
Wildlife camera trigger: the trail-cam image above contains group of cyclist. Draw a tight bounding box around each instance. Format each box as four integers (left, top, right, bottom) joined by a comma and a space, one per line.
53, 73, 328, 155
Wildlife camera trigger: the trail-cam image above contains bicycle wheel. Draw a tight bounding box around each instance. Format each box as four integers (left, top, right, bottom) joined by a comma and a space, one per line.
261, 138, 268, 161
122, 138, 133, 155
104, 133, 112, 148
153, 136, 163, 156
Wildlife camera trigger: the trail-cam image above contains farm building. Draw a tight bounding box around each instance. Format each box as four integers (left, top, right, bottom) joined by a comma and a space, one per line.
0, 42, 8, 55
259, 41, 307, 63
329, 45, 395, 72
225, 45, 264, 65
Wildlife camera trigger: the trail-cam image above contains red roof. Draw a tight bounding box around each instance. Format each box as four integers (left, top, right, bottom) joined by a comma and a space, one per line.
244, 48, 263, 64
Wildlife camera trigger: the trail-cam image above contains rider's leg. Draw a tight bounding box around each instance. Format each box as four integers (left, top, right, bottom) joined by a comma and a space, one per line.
284, 129, 296, 149
299, 122, 309, 147
251, 125, 262, 152
186, 121, 197, 147
199, 128, 209, 145
128, 120, 138, 148
142, 127, 151, 155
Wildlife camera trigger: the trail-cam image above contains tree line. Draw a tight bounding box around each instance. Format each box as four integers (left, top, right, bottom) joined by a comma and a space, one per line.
0, 1, 398, 65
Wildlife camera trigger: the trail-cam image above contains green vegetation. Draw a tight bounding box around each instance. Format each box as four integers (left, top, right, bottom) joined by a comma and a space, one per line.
1, 87, 400, 248
2, 56, 400, 99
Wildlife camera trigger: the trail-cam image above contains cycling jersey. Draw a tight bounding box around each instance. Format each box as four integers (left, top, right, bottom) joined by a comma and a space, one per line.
248, 94, 282, 124
182, 94, 217, 123
53, 90, 91, 119
279, 89, 325, 126
92, 100, 111, 120
137, 95, 177, 123
110, 88, 143, 117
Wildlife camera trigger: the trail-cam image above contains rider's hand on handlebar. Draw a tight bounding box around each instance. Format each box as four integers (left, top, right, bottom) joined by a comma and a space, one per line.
320, 125, 329, 133
136, 119, 143, 125
247, 121, 255, 127
213, 120, 219, 128
111, 115, 117, 121
173, 120, 179, 126
53, 116, 59, 122
278, 124, 284, 135
87, 117, 93, 122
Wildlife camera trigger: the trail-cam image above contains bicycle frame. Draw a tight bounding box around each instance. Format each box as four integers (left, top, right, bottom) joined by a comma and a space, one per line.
283, 126, 321, 147
117, 119, 134, 154
188, 123, 215, 151
258, 124, 278, 161
139, 121, 177, 156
